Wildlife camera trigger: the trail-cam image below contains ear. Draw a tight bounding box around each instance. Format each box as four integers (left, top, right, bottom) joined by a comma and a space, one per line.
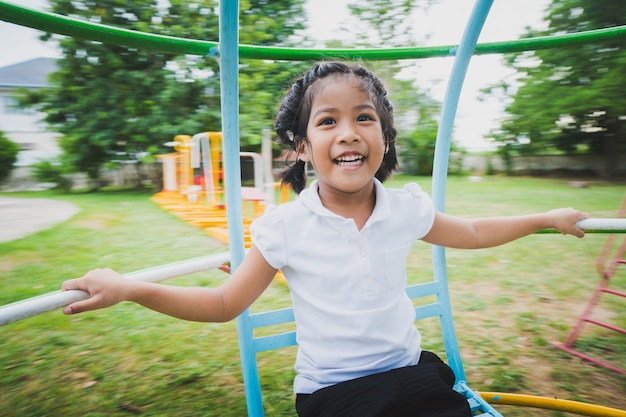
297, 140, 310, 162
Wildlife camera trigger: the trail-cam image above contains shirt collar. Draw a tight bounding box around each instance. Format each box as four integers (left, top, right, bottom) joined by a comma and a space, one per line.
299, 179, 391, 226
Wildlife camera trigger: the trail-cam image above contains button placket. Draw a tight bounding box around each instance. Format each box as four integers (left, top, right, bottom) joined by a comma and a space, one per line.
354, 229, 375, 294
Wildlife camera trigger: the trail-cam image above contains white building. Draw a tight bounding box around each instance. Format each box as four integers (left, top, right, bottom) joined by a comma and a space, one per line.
0, 57, 60, 166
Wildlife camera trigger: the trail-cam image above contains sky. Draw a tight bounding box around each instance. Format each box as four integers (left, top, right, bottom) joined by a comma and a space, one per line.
0, 0, 550, 151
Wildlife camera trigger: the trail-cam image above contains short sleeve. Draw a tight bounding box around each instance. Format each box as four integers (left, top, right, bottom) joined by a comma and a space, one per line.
402, 182, 436, 239
250, 205, 287, 270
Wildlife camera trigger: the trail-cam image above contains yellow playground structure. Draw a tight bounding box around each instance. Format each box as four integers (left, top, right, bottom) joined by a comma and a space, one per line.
152, 132, 290, 246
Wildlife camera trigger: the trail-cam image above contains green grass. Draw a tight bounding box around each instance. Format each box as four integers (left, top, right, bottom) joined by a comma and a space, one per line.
1, 176, 625, 416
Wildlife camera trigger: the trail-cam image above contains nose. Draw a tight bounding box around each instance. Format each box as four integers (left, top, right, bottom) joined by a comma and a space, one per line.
336, 121, 361, 143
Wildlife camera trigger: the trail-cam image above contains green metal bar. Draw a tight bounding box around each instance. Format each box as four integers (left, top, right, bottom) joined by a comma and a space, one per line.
0, 0, 217, 56
2, 0, 626, 61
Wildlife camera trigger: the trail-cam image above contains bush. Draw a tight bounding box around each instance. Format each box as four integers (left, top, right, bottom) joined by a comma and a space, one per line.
31, 158, 74, 192
0, 131, 20, 184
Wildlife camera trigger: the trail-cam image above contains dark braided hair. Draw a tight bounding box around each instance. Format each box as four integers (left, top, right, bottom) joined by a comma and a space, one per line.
274, 61, 399, 194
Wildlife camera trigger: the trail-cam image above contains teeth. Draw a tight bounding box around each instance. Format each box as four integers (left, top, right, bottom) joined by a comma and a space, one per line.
335, 155, 363, 165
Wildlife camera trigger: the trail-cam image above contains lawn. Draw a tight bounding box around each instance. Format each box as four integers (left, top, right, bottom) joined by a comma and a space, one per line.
1, 175, 625, 416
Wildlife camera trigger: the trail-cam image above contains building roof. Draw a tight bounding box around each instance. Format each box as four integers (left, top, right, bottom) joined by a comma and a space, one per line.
0, 58, 58, 88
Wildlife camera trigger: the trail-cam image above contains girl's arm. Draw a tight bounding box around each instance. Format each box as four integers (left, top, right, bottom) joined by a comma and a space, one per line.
422, 208, 588, 249
61, 245, 277, 322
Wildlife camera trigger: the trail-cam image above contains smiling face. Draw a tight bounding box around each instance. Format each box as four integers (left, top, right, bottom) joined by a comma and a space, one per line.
300, 74, 386, 201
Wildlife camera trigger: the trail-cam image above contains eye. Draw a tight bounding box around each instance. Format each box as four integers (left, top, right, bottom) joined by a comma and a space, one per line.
319, 118, 335, 126
357, 114, 375, 122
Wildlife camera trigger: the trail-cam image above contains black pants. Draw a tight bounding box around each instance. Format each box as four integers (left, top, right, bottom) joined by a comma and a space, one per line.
295, 351, 472, 417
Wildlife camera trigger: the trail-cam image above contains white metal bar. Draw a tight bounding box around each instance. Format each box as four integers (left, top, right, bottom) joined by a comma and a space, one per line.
0, 252, 230, 326
577, 218, 626, 231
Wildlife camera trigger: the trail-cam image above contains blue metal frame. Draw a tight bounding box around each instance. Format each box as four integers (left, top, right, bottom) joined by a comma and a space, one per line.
217, 1, 264, 415
220, 0, 501, 415
431, 0, 495, 384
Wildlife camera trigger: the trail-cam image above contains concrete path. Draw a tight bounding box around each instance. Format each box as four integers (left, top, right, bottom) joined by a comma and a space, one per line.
0, 197, 79, 244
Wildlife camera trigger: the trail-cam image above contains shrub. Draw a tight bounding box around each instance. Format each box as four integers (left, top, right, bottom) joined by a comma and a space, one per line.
0, 131, 20, 184
31, 158, 74, 192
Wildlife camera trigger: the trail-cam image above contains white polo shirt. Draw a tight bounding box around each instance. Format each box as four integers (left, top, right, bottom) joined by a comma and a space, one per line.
251, 179, 436, 394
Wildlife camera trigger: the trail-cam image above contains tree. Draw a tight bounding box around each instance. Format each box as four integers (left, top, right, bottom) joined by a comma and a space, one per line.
0, 131, 19, 185
237, 0, 309, 152
345, 0, 451, 175
348, 0, 428, 48
490, 0, 626, 179
398, 88, 445, 175
22, 0, 307, 188
20, 0, 213, 187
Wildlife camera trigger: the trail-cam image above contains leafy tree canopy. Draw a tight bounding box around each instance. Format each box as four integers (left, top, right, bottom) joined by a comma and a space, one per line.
23, 0, 307, 185
488, 0, 626, 178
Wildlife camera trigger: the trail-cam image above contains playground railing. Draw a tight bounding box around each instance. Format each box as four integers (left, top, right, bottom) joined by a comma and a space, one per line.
1, 1, 626, 61
0, 252, 231, 326
2, 220, 625, 328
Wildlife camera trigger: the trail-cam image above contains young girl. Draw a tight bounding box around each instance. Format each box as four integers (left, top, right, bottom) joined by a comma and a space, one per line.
62, 62, 588, 417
